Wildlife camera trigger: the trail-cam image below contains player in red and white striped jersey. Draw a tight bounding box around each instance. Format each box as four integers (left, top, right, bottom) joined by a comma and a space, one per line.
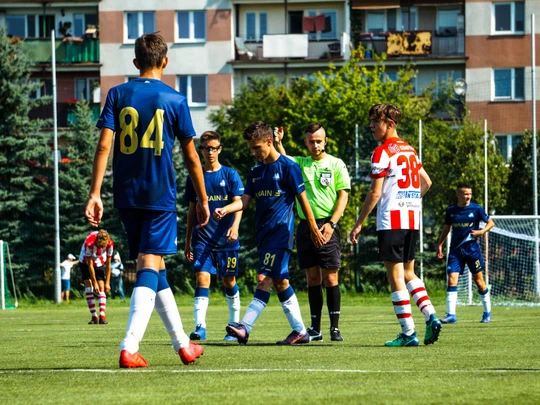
79, 229, 113, 324
350, 104, 442, 347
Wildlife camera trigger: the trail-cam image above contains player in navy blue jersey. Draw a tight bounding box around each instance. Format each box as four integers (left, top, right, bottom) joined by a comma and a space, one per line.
214, 121, 326, 345
436, 183, 494, 323
184, 131, 244, 342
85, 33, 209, 368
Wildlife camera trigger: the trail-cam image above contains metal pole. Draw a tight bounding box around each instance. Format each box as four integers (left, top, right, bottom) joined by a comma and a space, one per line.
484, 119, 489, 285
419, 119, 424, 281
52, 30, 61, 304
531, 14, 540, 295
1, 241, 5, 310
354, 124, 360, 291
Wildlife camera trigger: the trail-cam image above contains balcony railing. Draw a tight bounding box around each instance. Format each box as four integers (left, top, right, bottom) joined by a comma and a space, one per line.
18, 38, 100, 64
29, 102, 101, 128
237, 38, 344, 62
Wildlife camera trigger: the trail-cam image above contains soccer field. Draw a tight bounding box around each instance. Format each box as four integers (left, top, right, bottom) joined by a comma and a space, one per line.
1, 296, 539, 405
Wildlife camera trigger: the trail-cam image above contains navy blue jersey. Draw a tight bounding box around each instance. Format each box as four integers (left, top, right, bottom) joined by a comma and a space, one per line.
97, 78, 196, 211
185, 166, 244, 251
444, 202, 490, 249
244, 155, 305, 250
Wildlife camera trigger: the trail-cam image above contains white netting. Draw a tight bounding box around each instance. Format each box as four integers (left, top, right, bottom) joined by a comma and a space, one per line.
456, 216, 540, 306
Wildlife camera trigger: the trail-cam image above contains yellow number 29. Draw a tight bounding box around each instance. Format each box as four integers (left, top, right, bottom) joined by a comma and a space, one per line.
119, 107, 165, 156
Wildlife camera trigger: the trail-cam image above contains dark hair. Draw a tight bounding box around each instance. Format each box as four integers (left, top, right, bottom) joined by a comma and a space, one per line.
305, 122, 325, 135
134, 33, 168, 72
243, 121, 272, 141
456, 183, 472, 190
200, 131, 221, 145
369, 104, 402, 125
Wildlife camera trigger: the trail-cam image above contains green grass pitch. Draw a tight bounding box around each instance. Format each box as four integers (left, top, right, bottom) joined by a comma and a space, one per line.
1, 294, 539, 404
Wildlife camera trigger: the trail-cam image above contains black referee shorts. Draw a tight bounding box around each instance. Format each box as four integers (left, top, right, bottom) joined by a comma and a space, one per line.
296, 218, 341, 270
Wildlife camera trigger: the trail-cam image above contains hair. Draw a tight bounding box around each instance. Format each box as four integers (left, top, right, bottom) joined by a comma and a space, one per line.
96, 229, 109, 248
134, 33, 168, 72
305, 122, 326, 136
456, 182, 472, 190
200, 131, 221, 145
243, 121, 273, 142
369, 104, 403, 125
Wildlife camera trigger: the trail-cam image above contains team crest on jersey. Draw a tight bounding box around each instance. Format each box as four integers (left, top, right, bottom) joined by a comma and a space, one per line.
273, 173, 280, 180
319, 172, 332, 187
388, 144, 400, 154
469, 213, 474, 217
220, 180, 226, 187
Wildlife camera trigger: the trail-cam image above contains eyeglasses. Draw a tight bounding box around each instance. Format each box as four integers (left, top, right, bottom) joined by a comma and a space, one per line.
199, 146, 221, 152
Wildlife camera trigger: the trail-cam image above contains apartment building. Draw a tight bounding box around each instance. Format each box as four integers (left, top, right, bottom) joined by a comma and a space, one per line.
466, 0, 535, 160
0, 0, 101, 127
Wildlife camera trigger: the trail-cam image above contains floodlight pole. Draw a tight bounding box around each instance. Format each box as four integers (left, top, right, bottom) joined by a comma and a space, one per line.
52, 30, 61, 304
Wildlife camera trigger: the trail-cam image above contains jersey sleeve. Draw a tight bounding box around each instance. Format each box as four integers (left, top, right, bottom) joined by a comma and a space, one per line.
230, 169, 245, 197
107, 242, 114, 258
244, 169, 255, 197
334, 158, 351, 191
287, 161, 306, 196
444, 207, 452, 225
96, 87, 116, 131
478, 205, 490, 223
184, 176, 196, 204
370, 147, 390, 179
174, 98, 197, 140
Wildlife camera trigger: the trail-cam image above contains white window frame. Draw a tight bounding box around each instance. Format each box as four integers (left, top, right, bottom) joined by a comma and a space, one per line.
176, 11, 206, 43
305, 10, 338, 41
496, 133, 522, 160
124, 11, 155, 44
245, 11, 267, 42
492, 1, 525, 35
492, 68, 525, 100
178, 75, 208, 107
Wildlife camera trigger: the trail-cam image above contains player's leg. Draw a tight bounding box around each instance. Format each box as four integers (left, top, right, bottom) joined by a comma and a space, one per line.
191, 269, 211, 341
81, 263, 98, 324
65, 281, 70, 303
219, 251, 241, 341
96, 273, 107, 324
442, 251, 462, 323
467, 246, 491, 323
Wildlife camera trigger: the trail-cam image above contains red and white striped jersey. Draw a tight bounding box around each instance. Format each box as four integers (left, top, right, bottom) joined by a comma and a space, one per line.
370, 137, 423, 231
80, 231, 114, 267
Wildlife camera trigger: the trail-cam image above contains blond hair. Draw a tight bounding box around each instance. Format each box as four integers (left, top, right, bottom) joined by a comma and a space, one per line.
96, 229, 109, 248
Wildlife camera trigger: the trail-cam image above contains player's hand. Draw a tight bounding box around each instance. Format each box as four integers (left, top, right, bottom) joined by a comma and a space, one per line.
214, 207, 227, 221
320, 223, 334, 241
273, 126, 284, 144
227, 227, 239, 243
85, 195, 103, 227
310, 228, 326, 248
436, 245, 444, 259
470, 230, 482, 238
93, 281, 101, 293
196, 200, 210, 228
104, 283, 111, 293
184, 245, 193, 262
349, 224, 362, 244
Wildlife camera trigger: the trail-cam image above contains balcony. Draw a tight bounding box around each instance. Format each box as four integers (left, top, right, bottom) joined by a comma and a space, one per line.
18, 38, 100, 64
29, 102, 101, 128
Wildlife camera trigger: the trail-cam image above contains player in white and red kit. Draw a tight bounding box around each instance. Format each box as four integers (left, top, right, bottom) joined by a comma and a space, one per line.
350, 104, 442, 347
79, 229, 113, 324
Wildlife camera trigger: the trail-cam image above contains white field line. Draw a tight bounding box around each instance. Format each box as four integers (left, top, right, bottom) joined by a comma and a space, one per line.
0, 368, 539, 374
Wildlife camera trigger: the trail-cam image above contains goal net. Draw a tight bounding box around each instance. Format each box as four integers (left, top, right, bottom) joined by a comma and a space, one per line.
456, 216, 540, 306
1, 240, 18, 310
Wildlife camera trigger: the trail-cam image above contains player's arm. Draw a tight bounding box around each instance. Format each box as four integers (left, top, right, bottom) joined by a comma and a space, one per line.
419, 167, 432, 197
180, 137, 209, 228
85, 128, 114, 227
273, 127, 294, 161
87, 259, 100, 293
349, 176, 384, 244
214, 194, 251, 220
296, 191, 326, 248
227, 196, 243, 243
185, 202, 196, 261
436, 224, 452, 259
471, 217, 495, 238
104, 256, 112, 293
321, 189, 349, 240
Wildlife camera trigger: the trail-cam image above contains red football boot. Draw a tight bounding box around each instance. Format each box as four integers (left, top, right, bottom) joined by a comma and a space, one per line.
119, 350, 148, 368
179, 342, 204, 365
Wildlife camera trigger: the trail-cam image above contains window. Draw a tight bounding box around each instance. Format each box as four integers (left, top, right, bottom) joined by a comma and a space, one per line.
5, 15, 26, 37
437, 7, 460, 36
177, 11, 206, 42
400, 7, 418, 31
493, 2, 525, 34
5, 14, 54, 38
30, 79, 52, 99
75, 78, 99, 101
436, 71, 461, 94
493, 68, 525, 100
306, 10, 337, 40
73, 14, 97, 37
126, 12, 155, 41
245, 12, 267, 41
178, 75, 207, 106
496, 134, 523, 160
366, 9, 396, 37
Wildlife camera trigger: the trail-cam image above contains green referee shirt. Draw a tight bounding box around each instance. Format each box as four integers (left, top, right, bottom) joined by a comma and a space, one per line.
292, 154, 351, 220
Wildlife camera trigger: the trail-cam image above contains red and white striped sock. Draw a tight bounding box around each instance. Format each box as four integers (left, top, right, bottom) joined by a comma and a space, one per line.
407, 278, 436, 322
85, 287, 97, 318
391, 290, 415, 335
98, 292, 107, 318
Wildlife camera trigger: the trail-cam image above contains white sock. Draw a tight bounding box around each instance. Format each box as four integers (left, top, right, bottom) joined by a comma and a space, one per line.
193, 296, 209, 329
226, 291, 241, 324
98, 292, 107, 317
155, 287, 190, 351
241, 298, 267, 334
120, 286, 156, 354
280, 293, 306, 334
447, 290, 458, 315
391, 290, 415, 336
406, 278, 435, 322
480, 289, 491, 313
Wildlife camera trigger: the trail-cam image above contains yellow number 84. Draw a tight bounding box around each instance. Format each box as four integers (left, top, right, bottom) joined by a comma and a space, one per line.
119, 107, 165, 156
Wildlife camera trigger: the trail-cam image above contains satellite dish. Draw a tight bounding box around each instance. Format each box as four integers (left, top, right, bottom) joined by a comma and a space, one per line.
454, 78, 467, 97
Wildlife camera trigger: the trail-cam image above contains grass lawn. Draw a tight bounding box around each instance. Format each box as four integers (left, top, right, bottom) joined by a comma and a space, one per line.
1, 294, 539, 404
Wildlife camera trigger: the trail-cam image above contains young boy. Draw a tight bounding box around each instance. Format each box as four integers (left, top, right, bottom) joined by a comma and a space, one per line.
350, 104, 442, 347
214, 121, 326, 345
184, 131, 244, 341
85, 33, 209, 367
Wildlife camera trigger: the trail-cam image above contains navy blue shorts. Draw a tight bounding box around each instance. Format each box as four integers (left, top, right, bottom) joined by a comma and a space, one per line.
192, 248, 239, 278
258, 248, 291, 280
447, 242, 484, 275
118, 208, 177, 260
